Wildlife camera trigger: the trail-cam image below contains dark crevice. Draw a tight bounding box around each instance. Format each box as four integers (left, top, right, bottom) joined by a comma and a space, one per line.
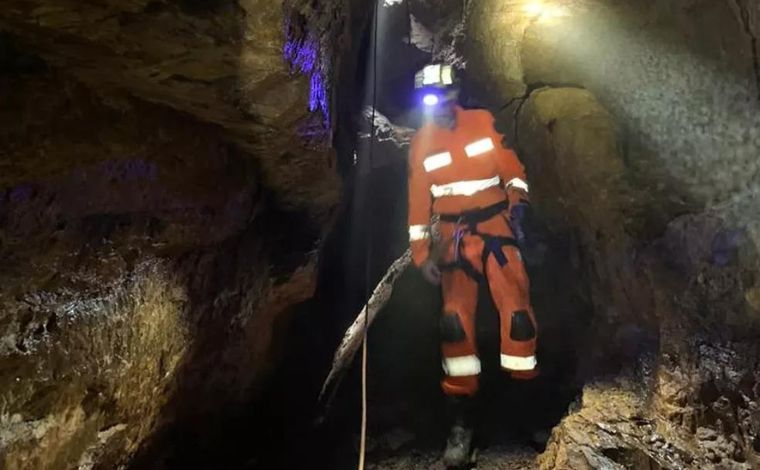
524, 81, 587, 92
0, 33, 47, 75
602, 447, 662, 469
165, 73, 214, 85
178, 0, 230, 15
497, 95, 523, 112
512, 94, 530, 154
732, 0, 760, 101
505, 82, 586, 153
142, 1, 168, 14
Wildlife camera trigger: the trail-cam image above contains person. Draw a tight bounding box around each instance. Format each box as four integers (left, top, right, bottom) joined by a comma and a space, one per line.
407, 63, 539, 467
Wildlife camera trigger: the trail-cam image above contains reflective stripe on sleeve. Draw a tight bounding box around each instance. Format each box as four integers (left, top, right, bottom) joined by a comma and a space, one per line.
408, 224, 430, 242
423, 151, 453, 172
505, 177, 529, 193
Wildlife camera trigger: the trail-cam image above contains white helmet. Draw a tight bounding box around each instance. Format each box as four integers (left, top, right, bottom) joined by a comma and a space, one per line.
414, 63, 459, 106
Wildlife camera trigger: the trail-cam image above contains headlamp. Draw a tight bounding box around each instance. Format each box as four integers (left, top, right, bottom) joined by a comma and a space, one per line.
422, 93, 439, 106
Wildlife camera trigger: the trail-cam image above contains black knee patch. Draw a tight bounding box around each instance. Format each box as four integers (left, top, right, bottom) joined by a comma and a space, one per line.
510, 310, 536, 341
440, 312, 467, 342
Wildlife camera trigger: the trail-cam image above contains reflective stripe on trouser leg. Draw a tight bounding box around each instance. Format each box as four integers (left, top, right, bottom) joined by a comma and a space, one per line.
442, 355, 482, 376
441, 267, 480, 396
499, 308, 538, 371
500, 354, 537, 371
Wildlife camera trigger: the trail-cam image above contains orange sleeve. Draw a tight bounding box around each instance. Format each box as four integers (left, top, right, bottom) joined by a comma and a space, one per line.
486, 112, 530, 207
408, 134, 432, 267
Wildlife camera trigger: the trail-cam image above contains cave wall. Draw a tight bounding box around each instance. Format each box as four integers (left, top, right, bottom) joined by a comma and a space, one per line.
468, 0, 760, 215
0, 0, 342, 215
0, 63, 319, 470
461, 0, 760, 467
0, 63, 246, 469
0, 0, 352, 467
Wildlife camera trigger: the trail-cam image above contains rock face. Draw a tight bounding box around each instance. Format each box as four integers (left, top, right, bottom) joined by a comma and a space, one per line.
461, 0, 760, 468
0, 0, 341, 214
469, 0, 760, 215
0, 0, 349, 467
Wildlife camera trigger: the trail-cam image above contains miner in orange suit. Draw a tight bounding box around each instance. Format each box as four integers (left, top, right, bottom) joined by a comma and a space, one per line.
408, 63, 538, 467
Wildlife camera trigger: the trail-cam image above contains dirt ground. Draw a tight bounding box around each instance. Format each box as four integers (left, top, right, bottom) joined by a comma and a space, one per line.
367, 444, 538, 470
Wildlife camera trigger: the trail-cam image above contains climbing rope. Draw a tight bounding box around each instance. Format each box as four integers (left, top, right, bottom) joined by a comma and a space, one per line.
358, 0, 380, 469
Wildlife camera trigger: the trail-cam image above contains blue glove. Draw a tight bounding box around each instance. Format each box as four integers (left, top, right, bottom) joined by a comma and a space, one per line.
510, 203, 547, 267
509, 202, 531, 246
420, 259, 442, 285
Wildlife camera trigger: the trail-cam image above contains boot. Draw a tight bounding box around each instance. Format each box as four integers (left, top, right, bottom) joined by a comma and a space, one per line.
442, 395, 474, 468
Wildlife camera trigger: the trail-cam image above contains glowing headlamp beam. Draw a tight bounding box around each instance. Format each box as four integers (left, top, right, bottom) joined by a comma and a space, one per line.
523, 2, 569, 20
423, 94, 439, 106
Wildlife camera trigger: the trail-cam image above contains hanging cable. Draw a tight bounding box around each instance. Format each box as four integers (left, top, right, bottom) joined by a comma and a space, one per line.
358, 0, 380, 469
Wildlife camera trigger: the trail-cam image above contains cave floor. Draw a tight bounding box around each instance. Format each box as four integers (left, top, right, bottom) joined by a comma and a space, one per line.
367, 443, 538, 470
335, 369, 555, 470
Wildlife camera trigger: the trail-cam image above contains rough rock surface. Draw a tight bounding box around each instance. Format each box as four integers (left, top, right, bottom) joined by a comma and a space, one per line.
0, 0, 342, 215
0, 66, 323, 469
468, 0, 760, 215
0, 0, 350, 467
459, 1, 760, 468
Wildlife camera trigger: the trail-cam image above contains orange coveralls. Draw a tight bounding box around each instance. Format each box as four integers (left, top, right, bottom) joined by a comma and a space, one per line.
408, 106, 538, 396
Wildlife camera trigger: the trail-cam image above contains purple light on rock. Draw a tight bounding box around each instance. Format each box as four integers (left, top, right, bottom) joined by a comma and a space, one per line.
283, 18, 329, 127
9, 184, 33, 203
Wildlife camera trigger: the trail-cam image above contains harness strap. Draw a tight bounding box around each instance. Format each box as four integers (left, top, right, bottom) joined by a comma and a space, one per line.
482, 235, 519, 268
440, 235, 518, 281
439, 201, 510, 225
437, 201, 519, 281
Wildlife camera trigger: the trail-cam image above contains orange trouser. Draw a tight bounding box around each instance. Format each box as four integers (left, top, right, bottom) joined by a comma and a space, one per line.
437, 211, 538, 396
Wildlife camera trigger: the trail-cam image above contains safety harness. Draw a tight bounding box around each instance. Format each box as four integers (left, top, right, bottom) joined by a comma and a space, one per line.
438, 201, 519, 282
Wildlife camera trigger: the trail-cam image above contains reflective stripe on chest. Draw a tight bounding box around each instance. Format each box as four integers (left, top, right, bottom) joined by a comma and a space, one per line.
421, 137, 495, 173
464, 137, 494, 157
423, 151, 452, 172
430, 176, 501, 197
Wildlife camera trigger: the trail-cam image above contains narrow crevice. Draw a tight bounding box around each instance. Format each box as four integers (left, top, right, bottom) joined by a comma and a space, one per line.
732, 0, 760, 101
497, 95, 523, 112
506, 82, 587, 153
511, 92, 531, 154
